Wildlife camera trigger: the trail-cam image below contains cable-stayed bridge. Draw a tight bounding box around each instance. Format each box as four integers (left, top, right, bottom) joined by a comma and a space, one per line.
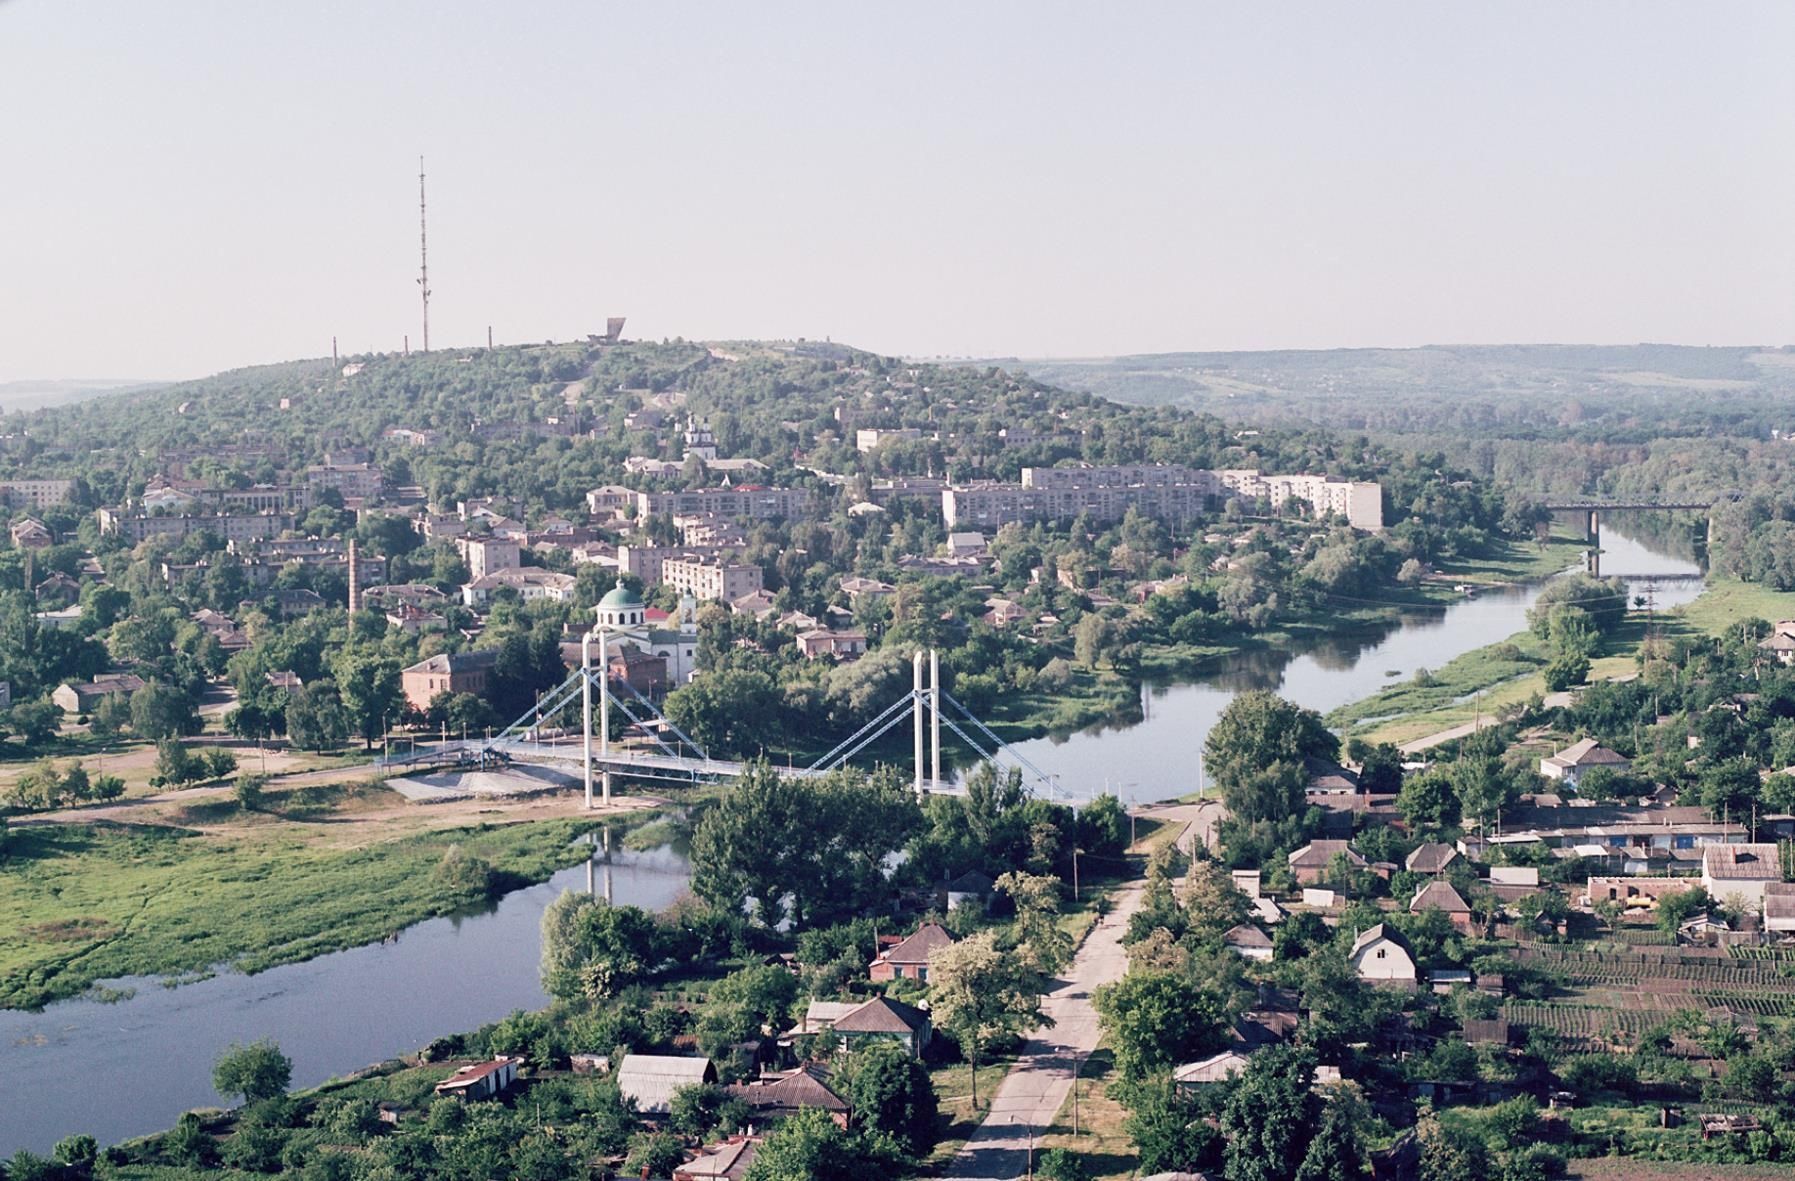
376, 648, 1078, 806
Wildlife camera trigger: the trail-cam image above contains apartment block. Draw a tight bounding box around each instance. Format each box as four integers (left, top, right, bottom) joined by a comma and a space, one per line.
0, 479, 75, 510
660, 556, 764, 602
634, 486, 813, 521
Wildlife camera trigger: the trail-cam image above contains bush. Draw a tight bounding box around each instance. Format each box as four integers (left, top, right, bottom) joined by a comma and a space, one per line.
1038, 1147, 1092, 1181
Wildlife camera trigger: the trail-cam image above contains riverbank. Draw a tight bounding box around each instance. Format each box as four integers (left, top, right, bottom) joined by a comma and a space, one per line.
0, 788, 651, 1010
1334, 577, 1795, 748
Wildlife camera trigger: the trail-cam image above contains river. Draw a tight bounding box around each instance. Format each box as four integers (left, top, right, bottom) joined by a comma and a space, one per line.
1006, 523, 1705, 804
0, 522, 1701, 1153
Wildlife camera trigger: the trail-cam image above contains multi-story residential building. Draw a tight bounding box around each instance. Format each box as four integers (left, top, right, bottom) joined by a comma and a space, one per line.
660, 556, 764, 603
634, 486, 813, 520
303, 462, 384, 501
458, 537, 521, 581
613, 544, 744, 587
855, 427, 922, 452
941, 465, 1382, 532
98, 510, 293, 545
868, 477, 949, 506
0, 479, 75, 510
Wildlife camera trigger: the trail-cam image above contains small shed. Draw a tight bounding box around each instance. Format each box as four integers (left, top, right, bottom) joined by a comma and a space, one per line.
616, 1054, 716, 1116
433, 1057, 519, 1101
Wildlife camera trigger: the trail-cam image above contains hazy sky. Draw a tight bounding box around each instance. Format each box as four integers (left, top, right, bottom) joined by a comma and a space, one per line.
3, 1, 1791, 381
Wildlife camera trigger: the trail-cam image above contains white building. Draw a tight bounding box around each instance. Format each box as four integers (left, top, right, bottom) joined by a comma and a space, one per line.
461, 567, 576, 607
1702, 843, 1784, 910
1349, 922, 1417, 986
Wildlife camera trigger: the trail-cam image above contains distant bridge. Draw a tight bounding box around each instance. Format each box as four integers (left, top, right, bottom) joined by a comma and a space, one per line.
1544, 500, 1716, 513
377, 648, 1080, 807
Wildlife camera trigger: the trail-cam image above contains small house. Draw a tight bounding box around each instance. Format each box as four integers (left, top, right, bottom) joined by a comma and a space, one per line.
52, 672, 145, 714
942, 870, 995, 912
1287, 839, 1366, 886
1410, 880, 1474, 932
1349, 922, 1417, 987
831, 996, 932, 1057
728, 1064, 850, 1127
1539, 738, 1630, 788
674, 1134, 765, 1181
1765, 882, 1795, 935
1405, 842, 1460, 875
433, 1057, 519, 1101
1223, 924, 1274, 961
1702, 843, 1783, 910
868, 922, 953, 982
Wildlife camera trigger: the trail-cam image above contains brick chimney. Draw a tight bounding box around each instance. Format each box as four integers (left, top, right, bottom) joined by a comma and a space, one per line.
347, 540, 361, 614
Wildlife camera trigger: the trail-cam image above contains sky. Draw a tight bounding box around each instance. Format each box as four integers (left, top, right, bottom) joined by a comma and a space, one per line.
2, 1, 1792, 382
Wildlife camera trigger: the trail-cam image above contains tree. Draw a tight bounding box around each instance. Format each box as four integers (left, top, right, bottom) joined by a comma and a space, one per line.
1178, 859, 1251, 943
1205, 692, 1337, 822
155, 739, 203, 787
331, 647, 402, 750
996, 870, 1074, 972
213, 1038, 293, 1104
846, 1042, 939, 1156
539, 891, 663, 1001
1543, 650, 1590, 692
1077, 791, 1128, 859
623, 1132, 686, 1179
691, 762, 919, 929
743, 1105, 905, 1181
928, 930, 1047, 1111
1095, 970, 1228, 1081
10, 699, 61, 747
1294, 1099, 1368, 1181
1038, 1148, 1093, 1181
1219, 1045, 1319, 1181
235, 774, 267, 811
1396, 768, 1459, 828
1125, 1084, 1219, 1174
89, 691, 131, 742
434, 844, 495, 901
1415, 1113, 1486, 1181
130, 679, 198, 741
51, 1134, 99, 1177
1656, 885, 1712, 934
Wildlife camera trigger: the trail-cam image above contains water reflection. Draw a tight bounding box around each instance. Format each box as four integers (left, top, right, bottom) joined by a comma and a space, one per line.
0, 829, 694, 1154
1008, 526, 1702, 804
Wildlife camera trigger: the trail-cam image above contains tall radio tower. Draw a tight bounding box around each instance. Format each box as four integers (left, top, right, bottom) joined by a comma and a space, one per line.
417, 156, 431, 353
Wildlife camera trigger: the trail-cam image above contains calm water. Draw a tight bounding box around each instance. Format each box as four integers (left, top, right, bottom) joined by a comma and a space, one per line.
0, 524, 1699, 1153
1008, 524, 1703, 804
0, 836, 693, 1153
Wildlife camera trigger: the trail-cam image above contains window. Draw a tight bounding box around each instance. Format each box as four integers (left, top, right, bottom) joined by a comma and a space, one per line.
1376, 949, 1386, 959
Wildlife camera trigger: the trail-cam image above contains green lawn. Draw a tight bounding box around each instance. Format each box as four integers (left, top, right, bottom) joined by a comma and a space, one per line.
1344, 577, 1795, 747
1435, 533, 1587, 586
0, 817, 598, 1010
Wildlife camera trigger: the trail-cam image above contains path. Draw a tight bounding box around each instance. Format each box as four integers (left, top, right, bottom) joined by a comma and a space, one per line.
941, 882, 1145, 1181
1397, 690, 1574, 754
942, 804, 1206, 1180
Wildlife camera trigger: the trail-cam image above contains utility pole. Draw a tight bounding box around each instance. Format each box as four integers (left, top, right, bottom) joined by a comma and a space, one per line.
417, 157, 431, 352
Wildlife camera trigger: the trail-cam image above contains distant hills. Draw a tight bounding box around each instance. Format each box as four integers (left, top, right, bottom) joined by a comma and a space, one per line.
981, 344, 1795, 437
0, 378, 167, 413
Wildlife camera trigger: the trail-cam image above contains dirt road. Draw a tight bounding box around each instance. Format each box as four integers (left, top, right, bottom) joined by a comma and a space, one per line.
941, 881, 1146, 1180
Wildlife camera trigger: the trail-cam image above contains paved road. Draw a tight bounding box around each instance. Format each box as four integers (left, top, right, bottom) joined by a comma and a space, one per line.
941, 880, 1146, 1180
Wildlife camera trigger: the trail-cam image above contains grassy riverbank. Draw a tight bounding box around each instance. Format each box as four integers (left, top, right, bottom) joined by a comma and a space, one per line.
1333, 578, 1795, 748
0, 810, 603, 1011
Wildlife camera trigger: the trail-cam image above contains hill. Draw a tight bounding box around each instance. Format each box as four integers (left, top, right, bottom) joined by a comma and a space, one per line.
996, 344, 1795, 439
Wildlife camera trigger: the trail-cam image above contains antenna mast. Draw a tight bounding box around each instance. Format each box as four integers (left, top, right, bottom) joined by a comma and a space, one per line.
417, 156, 431, 352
